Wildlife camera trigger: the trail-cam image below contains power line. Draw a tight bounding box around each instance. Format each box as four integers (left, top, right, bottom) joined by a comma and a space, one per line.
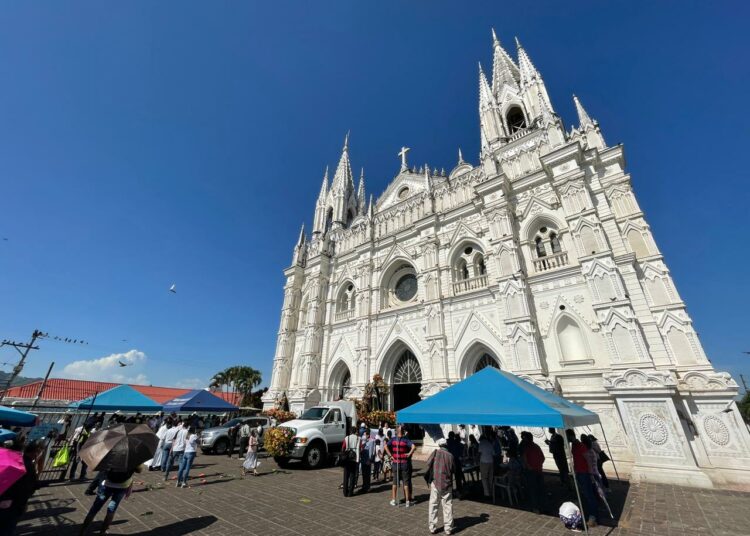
0, 330, 42, 403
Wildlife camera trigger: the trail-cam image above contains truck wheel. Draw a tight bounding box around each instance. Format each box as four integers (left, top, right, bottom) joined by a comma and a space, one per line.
302, 442, 326, 469
213, 438, 229, 455
274, 456, 290, 468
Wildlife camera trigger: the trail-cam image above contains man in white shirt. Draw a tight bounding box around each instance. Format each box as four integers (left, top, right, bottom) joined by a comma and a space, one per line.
165, 422, 188, 483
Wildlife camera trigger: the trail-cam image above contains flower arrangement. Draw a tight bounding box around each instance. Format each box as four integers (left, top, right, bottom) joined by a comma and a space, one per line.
263, 426, 296, 457
263, 408, 296, 424
362, 410, 396, 427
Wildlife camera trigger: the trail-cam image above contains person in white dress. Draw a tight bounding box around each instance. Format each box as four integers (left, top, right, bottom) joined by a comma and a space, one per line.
149, 421, 169, 471
242, 430, 260, 477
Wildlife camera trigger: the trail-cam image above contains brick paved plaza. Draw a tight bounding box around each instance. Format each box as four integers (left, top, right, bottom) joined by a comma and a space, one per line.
16, 453, 750, 536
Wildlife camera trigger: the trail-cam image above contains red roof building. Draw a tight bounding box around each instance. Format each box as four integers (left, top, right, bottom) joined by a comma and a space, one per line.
1, 378, 240, 406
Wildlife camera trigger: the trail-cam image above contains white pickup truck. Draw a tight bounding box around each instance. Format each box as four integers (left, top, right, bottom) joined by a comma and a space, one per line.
274, 401, 356, 469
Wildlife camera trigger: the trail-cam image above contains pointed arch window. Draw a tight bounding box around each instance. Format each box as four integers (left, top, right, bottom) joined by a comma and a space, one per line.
475, 353, 500, 373
535, 236, 547, 258
533, 225, 568, 273
506, 106, 527, 134
325, 208, 334, 233
550, 232, 562, 254
339, 370, 351, 399
335, 283, 356, 321
451, 243, 489, 294
393, 351, 422, 384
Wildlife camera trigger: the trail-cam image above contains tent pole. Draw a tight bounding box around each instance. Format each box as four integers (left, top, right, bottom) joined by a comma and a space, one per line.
598, 422, 620, 482
561, 426, 588, 535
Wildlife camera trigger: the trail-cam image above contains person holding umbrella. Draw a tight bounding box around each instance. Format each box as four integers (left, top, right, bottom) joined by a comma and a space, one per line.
0, 441, 40, 536
77, 423, 158, 535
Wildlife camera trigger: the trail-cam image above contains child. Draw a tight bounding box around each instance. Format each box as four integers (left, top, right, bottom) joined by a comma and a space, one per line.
373, 438, 383, 481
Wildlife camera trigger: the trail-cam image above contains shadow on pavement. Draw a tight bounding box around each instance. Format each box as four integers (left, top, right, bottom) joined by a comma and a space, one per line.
453, 513, 491, 533
138, 516, 218, 535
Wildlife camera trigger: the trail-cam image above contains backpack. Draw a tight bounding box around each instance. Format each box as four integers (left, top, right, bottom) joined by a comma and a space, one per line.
344, 435, 358, 462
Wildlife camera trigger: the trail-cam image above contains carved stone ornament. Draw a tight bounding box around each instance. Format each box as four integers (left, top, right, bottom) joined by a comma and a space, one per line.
419, 382, 447, 398
517, 374, 555, 392
639, 413, 669, 446
574, 295, 585, 304
470, 320, 480, 332
346, 386, 364, 399
289, 388, 308, 400
603, 369, 676, 390
677, 371, 738, 393
702, 415, 730, 447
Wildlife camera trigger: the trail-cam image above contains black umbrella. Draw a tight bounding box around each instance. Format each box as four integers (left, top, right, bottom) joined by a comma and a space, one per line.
79, 423, 158, 472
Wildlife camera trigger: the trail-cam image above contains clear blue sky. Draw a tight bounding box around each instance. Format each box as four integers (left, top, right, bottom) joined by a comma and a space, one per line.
0, 2, 748, 391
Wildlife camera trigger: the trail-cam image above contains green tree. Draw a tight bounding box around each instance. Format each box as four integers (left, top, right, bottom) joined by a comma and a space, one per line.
209, 365, 262, 407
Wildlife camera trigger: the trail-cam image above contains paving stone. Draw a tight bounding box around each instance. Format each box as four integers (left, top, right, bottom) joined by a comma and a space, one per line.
16, 454, 750, 535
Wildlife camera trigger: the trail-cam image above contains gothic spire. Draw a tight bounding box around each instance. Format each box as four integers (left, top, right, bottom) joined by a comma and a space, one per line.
491, 29, 519, 95
458, 147, 465, 164
368, 194, 374, 219
317, 166, 329, 202
573, 94, 594, 128
478, 62, 495, 110
357, 168, 366, 211
331, 132, 354, 193
424, 164, 432, 192
297, 223, 306, 246
515, 37, 538, 84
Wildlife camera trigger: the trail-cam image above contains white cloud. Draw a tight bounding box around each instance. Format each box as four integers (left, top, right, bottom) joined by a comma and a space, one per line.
62, 349, 150, 385
175, 378, 207, 389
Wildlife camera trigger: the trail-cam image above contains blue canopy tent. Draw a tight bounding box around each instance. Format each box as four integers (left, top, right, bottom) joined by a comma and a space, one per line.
0, 405, 37, 427
0, 428, 17, 442
397, 367, 610, 532
70, 385, 162, 412
396, 367, 599, 428
162, 389, 239, 413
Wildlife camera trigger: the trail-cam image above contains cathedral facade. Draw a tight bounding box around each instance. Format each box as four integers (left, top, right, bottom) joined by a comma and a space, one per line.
263, 32, 750, 489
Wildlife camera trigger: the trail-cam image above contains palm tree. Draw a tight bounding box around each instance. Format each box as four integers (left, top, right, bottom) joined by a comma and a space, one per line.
209, 366, 262, 407
232, 366, 262, 407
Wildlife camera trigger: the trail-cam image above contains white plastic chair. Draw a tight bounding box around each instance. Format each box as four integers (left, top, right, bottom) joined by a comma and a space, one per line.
493, 474, 518, 506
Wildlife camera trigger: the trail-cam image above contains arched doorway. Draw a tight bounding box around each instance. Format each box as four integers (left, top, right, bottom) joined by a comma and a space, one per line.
459, 342, 502, 379
474, 353, 500, 373
392, 350, 422, 411
328, 361, 352, 401
391, 349, 424, 440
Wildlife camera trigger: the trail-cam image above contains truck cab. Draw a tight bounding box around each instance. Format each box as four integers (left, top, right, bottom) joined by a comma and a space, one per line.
275, 401, 355, 469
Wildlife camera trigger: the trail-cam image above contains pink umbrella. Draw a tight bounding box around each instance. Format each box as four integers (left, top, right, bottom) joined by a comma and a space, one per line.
0, 448, 26, 496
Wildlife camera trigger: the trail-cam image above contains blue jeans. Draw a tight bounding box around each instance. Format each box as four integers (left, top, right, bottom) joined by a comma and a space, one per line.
90, 483, 128, 515
160, 445, 172, 472
165, 450, 183, 480
177, 451, 196, 484
575, 472, 599, 522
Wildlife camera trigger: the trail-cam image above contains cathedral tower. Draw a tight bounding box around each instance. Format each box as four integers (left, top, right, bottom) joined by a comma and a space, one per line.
264, 31, 750, 490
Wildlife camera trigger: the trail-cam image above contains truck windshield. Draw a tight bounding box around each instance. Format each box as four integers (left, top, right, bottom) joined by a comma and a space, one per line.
299, 407, 328, 420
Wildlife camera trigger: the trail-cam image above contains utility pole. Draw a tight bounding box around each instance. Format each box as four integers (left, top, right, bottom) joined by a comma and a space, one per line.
31, 361, 54, 410
0, 329, 42, 403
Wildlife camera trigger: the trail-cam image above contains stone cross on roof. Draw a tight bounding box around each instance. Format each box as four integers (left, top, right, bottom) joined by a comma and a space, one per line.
398, 146, 410, 172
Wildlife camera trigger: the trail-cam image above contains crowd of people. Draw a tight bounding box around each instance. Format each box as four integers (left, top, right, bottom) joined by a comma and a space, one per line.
337, 421, 612, 534
2, 409, 615, 535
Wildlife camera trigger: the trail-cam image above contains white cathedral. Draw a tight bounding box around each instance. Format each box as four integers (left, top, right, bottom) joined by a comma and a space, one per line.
263, 32, 750, 489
